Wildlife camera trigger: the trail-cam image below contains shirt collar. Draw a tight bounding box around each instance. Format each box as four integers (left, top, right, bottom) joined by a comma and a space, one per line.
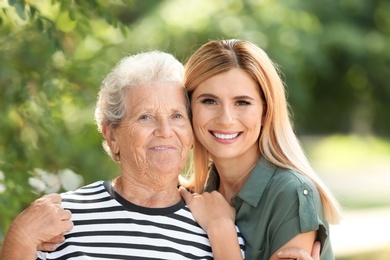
236, 156, 276, 207
204, 156, 277, 207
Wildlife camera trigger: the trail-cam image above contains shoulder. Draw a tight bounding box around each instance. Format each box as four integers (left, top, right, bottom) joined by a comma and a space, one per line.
60, 180, 108, 201
271, 166, 326, 229
273, 166, 311, 184
269, 166, 318, 198
263, 164, 323, 217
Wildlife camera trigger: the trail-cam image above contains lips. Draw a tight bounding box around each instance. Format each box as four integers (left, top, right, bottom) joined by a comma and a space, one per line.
211, 131, 241, 140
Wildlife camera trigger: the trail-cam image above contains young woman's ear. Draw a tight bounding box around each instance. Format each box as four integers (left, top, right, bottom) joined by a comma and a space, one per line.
102, 125, 119, 154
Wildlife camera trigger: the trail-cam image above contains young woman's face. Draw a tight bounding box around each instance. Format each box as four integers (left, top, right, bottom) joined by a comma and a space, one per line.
191, 68, 264, 161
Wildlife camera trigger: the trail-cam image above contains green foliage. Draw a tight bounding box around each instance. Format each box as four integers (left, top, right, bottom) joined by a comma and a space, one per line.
0, 0, 389, 244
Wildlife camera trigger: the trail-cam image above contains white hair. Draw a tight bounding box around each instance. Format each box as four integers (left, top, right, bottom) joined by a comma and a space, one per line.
94, 51, 185, 160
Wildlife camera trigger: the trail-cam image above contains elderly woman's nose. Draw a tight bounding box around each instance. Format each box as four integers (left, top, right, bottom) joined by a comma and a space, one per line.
154, 118, 174, 138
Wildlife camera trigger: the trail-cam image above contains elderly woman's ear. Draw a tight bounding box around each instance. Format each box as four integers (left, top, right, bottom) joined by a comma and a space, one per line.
102, 125, 120, 155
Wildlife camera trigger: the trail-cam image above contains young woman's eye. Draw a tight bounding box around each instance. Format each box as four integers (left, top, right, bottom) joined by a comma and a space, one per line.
201, 98, 217, 105
236, 100, 251, 106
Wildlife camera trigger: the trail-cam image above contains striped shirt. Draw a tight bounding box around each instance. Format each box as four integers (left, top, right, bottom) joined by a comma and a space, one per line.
37, 180, 245, 259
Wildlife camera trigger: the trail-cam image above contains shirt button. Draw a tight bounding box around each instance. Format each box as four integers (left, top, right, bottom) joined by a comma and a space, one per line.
303, 189, 308, 195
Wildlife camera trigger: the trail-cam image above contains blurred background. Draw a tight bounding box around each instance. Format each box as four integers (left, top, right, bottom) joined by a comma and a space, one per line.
0, 0, 389, 259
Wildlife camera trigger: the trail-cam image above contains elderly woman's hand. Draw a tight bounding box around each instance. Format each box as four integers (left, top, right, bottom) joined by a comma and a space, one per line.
27, 194, 73, 250
0, 194, 73, 259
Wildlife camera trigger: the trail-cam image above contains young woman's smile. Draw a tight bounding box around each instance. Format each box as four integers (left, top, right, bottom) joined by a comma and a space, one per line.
210, 130, 242, 144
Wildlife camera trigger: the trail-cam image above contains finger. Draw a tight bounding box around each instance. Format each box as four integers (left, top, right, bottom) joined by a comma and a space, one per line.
179, 186, 193, 205
277, 248, 309, 259
37, 242, 58, 252
311, 241, 321, 260
45, 234, 66, 244
42, 193, 62, 204
63, 219, 74, 232
59, 209, 72, 221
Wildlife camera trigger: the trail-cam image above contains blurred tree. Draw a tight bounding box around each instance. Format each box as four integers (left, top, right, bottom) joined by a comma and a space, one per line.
291, 0, 390, 136
0, 0, 160, 239
0, 0, 389, 242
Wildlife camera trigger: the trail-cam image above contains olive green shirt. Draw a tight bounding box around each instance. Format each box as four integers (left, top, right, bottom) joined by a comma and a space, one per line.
204, 157, 334, 260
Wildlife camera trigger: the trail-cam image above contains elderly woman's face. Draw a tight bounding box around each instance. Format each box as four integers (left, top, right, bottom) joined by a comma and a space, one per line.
110, 83, 193, 176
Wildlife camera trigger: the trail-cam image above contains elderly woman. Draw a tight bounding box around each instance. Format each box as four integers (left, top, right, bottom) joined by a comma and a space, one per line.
2, 51, 244, 260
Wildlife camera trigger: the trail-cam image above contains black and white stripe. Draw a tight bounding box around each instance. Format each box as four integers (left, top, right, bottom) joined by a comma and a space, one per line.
37, 181, 245, 259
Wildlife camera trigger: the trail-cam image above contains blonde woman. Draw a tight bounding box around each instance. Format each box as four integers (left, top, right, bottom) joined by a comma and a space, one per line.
180, 39, 341, 259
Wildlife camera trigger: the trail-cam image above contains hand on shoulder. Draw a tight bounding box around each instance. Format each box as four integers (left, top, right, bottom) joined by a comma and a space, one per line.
0, 193, 73, 259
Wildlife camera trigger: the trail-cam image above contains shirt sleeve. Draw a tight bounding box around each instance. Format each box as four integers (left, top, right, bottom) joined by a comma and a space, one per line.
267, 171, 322, 256
298, 183, 319, 232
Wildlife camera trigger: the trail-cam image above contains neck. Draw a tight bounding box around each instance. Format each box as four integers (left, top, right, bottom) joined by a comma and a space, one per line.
112, 173, 181, 208
215, 150, 261, 204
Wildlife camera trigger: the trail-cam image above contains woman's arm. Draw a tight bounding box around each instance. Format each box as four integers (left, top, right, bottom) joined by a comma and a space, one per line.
179, 187, 320, 260
0, 194, 73, 260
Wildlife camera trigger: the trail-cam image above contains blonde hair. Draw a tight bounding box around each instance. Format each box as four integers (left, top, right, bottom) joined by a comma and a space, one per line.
184, 39, 341, 224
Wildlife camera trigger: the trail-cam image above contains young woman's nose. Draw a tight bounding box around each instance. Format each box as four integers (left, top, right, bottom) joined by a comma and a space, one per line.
215, 105, 234, 125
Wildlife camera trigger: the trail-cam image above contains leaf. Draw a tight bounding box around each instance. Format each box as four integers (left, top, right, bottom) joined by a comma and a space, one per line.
103, 12, 112, 25
59, 1, 68, 12
14, 2, 26, 20
35, 18, 43, 31
30, 6, 37, 18
1, 7, 7, 16
69, 9, 76, 20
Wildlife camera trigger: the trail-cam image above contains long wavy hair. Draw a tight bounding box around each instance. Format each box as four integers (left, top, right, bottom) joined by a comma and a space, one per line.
184, 39, 341, 224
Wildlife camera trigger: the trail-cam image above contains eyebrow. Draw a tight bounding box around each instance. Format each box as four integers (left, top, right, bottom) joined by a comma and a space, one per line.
196, 93, 255, 100
234, 95, 255, 100
196, 93, 217, 99
132, 105, 188, 115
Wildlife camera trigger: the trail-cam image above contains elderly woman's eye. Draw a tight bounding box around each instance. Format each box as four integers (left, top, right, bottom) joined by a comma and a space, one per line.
173, 113, 183, 119
139, 115, 150, 120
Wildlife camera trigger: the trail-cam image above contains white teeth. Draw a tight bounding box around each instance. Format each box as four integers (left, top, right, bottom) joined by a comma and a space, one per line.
213, 132, 239, 140
154, 147, 168, 150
